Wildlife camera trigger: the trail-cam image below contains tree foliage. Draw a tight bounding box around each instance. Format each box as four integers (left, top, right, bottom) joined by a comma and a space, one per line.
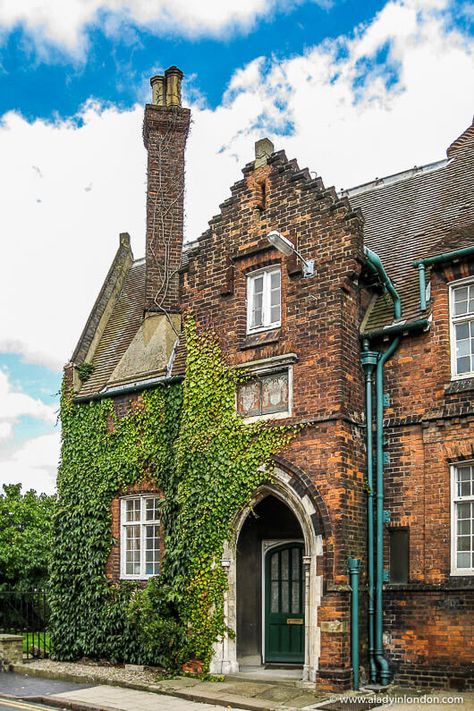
0, 483, 56, 591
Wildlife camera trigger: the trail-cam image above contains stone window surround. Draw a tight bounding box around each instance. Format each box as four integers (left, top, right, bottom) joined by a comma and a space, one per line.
450, 461, 474, 576
235, 353, 297, 423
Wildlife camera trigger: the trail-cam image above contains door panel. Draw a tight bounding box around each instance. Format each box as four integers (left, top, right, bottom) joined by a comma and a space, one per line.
265, 542, 304, 663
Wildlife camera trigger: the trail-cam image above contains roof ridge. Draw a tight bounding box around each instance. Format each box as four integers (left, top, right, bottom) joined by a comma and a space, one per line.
447, 120, 474, 158
338, 158, 448, 198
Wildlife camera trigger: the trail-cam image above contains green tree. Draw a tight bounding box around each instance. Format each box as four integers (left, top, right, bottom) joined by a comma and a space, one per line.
0, 483, 56, 590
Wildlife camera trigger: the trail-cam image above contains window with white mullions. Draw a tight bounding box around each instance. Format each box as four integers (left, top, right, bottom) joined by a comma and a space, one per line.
450, 281, 474, 378
120, 495, 161, 579
451, 463, 474, 575
247, 266, 281, 333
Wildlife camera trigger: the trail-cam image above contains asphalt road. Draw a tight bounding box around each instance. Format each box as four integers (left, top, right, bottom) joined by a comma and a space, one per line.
0, 673, 248, 711
0, 700, 60, 710
0, 673, 93, 710
0, 673, 92, 698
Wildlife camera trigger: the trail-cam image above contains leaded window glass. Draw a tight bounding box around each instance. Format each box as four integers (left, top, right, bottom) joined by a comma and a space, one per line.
237, 369, 289, 418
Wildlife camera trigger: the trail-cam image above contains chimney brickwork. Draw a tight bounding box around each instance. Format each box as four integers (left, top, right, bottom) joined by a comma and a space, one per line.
143, 66, 190, 313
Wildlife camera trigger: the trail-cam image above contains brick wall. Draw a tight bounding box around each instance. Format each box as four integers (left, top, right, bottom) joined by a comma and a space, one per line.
374, 257, 474, 686
178, 146, 474, 688
143, 104, 190, 313
180, 150, 369, 689
384, 588, 474, 690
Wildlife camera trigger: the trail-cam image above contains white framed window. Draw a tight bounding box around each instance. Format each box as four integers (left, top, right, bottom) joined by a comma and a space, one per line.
247, 266, 281, 333
237, 367, 292, 422
451, 463, 474, 576
450, 279, 474, 379
120, 495, 161, 580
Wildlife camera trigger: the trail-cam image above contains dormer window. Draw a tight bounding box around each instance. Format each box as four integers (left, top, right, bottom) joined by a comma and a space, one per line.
247, 266, 281, 333
450, 279, 474, 379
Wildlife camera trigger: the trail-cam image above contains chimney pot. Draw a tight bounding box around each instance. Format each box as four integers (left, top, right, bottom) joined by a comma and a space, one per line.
165, 66, 184, 107
150, 75, 166, 106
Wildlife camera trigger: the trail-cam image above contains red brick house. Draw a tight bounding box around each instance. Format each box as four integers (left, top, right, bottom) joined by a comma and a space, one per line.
67, 67, 474, 690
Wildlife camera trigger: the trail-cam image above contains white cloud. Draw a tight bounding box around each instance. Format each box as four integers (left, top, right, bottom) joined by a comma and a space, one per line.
0, 0, 318, 55
0, 369, 58, 494
0, 0, 473, 377
0, 102, 146, 369
187, 0, 474, 232
0, 370, 56, 434
0, 422, 13, 440
0, 432, 60, 494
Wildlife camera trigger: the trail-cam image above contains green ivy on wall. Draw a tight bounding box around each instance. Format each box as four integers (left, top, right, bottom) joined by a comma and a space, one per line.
50, 318, 299, 669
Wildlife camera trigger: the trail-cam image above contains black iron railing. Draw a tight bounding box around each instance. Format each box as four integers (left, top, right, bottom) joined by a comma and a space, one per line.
0, 590, 50, 659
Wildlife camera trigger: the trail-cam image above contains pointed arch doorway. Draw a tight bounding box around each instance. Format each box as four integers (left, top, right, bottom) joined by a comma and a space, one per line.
210, 467, 324, 682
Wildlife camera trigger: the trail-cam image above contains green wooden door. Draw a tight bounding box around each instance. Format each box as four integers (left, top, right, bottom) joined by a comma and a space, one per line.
264, 542, 305, 663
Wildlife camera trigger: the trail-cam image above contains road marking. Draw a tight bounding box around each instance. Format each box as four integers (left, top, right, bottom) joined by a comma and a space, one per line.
0, 699, 55, 710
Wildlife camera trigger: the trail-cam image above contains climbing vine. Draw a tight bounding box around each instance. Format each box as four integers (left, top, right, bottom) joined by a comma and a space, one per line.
50, 318, 299, 669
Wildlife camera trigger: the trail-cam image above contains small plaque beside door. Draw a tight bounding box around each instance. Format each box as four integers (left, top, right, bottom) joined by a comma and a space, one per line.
287, 618, 304, 625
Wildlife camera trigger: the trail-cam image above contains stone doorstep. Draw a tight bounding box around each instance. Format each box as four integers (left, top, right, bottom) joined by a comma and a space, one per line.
225, 673, 314, 689
10, 663, 329, 711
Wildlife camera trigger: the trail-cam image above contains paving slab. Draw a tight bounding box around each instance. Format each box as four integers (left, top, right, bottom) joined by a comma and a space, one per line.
282, 692, 326, 708
226, 683, 276, 697
155, 678, 202, 690
253, 686, 298, 703
50, 685, 247, 710
193, 681, 275, 697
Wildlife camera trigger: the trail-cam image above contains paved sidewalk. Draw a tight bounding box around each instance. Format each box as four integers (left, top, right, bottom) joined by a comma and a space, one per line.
8, 663, 474, 711
48, 684, 248, 710
11, 663, 329, 710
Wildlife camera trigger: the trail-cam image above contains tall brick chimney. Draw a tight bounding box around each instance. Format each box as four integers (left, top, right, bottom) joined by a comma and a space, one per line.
143, 66, 190, 313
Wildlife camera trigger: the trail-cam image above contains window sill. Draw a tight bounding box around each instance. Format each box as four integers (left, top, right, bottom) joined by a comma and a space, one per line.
445, 378, 474, 395
241, 329, 281, 350
241, 410, 291, 423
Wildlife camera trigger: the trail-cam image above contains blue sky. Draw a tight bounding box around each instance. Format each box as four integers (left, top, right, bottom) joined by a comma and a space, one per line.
0, 2, 389, 119
0, 0, 473, 494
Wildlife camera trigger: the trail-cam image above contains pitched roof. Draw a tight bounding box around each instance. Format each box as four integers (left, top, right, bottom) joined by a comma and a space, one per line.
77, 260, 146, 397
72, 122, 474, 395
347, 122, 474, 332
